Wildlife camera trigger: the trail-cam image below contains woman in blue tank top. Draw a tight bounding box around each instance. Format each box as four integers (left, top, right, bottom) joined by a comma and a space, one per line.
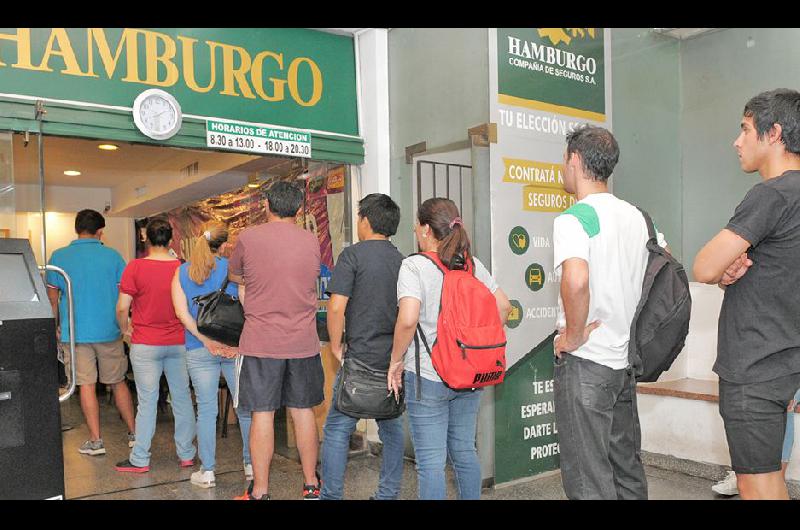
170, 220, 252, 488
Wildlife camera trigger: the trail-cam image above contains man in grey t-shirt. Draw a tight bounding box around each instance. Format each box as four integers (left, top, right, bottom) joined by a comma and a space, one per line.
694, 89, 800, 500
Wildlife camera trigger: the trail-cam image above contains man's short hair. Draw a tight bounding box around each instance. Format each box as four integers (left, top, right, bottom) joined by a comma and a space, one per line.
265, 181, 304, 218
744, 89, 800, 155
565, 125, 620, 181
145, 218, 172, 247
358, 193, 400, 236
75, 209, 105, 235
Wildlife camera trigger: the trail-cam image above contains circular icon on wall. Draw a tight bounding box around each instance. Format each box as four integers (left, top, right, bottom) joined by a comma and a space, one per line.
525, 263, 546, 292
508, 226, 530, 255
507, 299, 524, 329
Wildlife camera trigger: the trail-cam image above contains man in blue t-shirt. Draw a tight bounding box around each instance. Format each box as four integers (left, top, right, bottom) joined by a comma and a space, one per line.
46, 209, 136, 456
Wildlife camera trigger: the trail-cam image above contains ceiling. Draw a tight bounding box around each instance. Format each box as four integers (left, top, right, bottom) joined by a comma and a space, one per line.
11, 134, 305, 217
652, 28, 722, 40
12, 135, 259, 187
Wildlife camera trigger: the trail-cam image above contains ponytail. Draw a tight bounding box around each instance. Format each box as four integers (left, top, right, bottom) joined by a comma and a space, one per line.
188, 221, 228, 284
438, 222, 471, 270
417, 198, 471, 270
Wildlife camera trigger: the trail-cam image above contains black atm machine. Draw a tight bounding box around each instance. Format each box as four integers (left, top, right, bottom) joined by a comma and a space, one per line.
0, 238, 65, 499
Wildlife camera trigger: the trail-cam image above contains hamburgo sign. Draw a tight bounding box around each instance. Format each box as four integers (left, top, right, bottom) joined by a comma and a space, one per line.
0, 28, 359, 136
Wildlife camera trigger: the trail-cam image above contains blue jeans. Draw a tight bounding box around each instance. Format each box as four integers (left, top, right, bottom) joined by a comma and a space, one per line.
128, 344, 196, 467
404, 371, 482, 500
782, 388, 800, 462
320, 371, 405, 500
186, 347, 252, 471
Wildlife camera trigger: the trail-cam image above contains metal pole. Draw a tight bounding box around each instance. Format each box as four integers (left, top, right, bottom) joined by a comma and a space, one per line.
41, 265, 76, 402
35, 100, 46, 266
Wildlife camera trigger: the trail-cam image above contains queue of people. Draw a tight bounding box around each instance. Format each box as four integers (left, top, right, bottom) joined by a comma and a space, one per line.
45, 87, 800, 501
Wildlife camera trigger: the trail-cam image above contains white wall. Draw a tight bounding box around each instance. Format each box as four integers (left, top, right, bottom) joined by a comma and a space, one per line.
656, 283, 723, 382
639, 393, 731, 466
15, 184, 112, 214
639, 282, 800, 481
17, 212, 134, 265
10, 182, 134, 264
354, 29, 391, 197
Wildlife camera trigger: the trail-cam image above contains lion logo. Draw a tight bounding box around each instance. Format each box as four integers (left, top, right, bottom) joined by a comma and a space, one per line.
537, 28, 598, 46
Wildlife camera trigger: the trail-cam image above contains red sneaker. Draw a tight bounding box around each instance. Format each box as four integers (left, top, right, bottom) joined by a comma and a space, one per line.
180, 458, 195, 468
115, 459, 150, 473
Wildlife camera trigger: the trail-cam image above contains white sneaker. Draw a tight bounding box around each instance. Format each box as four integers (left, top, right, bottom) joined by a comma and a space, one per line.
712, 470, 739, 496
190, 469, 216, 489
244, 463, 253, 481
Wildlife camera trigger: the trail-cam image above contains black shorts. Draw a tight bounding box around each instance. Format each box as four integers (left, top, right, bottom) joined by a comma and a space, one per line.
718, 372, 800, 474
236, 354, 324, 413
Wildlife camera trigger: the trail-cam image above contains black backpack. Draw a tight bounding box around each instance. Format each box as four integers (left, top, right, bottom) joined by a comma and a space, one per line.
628, 209, 692, 382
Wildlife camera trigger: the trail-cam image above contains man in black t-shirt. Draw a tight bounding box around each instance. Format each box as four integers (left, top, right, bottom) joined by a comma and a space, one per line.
319, 193, 405, 500
694, 89, 800, 500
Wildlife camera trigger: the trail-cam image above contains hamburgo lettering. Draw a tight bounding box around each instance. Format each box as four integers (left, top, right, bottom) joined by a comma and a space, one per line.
0, 28, 324, 107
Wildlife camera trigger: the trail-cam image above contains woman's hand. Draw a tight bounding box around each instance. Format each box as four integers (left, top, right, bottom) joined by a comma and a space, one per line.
202, 337, 236, 358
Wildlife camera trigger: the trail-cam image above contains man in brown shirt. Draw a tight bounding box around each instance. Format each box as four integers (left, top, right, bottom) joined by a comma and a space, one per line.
229, 181, 323, 500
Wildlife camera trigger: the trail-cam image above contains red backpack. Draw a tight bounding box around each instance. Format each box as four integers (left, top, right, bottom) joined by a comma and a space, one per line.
413, 252, 507, 397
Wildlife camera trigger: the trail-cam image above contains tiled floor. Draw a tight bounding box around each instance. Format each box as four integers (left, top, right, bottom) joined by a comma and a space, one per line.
60, 391, 733, 501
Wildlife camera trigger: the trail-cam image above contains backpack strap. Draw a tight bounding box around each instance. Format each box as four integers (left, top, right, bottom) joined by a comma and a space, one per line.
411, 251, 475, 275
636, 207, 657, 243
412, 251, 447, 274
414, 324, 433, 400
636, 207, 668, 256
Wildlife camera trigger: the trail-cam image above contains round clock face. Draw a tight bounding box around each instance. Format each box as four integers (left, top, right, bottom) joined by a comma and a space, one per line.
132, 89, 182, 140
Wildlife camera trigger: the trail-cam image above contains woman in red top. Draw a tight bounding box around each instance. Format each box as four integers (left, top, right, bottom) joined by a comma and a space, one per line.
114, 218, 196, 473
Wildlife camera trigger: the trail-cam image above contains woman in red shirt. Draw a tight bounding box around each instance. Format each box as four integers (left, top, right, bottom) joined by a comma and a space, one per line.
114, 218, 196, 473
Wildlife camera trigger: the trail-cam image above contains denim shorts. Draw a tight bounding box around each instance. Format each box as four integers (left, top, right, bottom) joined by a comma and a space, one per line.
236, 354, 324, 412
719, 372, 800, 474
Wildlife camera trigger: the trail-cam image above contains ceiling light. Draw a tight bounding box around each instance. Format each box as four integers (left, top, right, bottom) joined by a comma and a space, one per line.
98, 143, 119, 151
64, 170, 81, 176
247, 174, 260, 188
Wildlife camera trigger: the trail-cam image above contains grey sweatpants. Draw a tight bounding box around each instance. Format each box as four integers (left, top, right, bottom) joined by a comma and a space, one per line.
553, 353, 648, 500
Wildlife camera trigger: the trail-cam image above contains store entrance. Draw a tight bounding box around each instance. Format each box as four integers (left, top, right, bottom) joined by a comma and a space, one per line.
2, 130, 351, 498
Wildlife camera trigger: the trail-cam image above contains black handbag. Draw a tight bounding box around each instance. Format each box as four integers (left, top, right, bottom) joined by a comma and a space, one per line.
192, 276, 245, 347
335, 356, 405, 420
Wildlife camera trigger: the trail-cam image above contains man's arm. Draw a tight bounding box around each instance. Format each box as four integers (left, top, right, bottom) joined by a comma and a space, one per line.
326, 294, 348, 364
555, 258, 599, 355
693, 228, 751, 284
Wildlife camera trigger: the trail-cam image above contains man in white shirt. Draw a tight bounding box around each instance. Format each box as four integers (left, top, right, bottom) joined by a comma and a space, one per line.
553, 125, 667, 500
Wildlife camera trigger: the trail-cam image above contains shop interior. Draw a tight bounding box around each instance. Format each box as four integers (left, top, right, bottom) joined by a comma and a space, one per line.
0, 131, 352, 498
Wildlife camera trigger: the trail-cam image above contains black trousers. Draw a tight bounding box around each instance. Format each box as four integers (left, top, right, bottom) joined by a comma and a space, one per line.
554, 353, 648, 500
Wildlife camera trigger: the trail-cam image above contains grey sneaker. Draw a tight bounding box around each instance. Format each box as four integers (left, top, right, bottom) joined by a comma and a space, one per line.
711, 470, 739, 496
78, 439, 106, 456
127, 432, 136, 448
